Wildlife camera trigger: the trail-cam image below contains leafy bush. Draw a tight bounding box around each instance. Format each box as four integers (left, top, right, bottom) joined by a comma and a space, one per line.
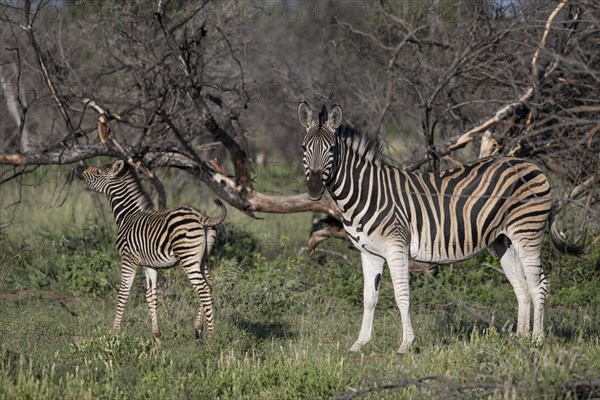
0, 236, 47, 290
58, 251, 116, 296
211, 222, 261, 264
303, 259, 364, 307
217, 246, 306, 321
1, 221, 117, 294
46, 222, 115, 255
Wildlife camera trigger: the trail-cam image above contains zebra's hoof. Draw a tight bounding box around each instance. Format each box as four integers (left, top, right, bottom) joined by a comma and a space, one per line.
531, 335, 544, 348
397, 344, 411, 355
349, 342, 364, 353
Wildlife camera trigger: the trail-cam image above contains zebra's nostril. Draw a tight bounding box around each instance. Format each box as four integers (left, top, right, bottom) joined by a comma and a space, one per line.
75, 166, 85, 178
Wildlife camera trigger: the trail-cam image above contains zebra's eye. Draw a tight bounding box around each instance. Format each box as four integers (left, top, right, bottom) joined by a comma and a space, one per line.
301, 145, 307, 151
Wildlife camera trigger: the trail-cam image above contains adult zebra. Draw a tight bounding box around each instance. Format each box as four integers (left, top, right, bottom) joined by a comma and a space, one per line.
298, 102, 581, 354
76, 160, 227, 341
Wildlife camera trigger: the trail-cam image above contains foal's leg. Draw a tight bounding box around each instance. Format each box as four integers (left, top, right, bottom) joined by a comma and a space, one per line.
185, 263, 214, 341
143, 267, 160, 341
113, 260, 138, 335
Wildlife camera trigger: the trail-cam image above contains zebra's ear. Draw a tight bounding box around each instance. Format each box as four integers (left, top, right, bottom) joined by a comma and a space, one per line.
111, 160, 126, 177
298, 101, 315, 128
327, 104, 343, 130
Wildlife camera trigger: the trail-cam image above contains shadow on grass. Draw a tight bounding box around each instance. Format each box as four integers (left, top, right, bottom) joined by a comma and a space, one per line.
424, 304, 505, 339
230, 315, 296, 340
548, 313, 600, 342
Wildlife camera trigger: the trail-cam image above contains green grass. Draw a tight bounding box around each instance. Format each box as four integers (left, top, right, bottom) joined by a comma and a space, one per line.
1, 166, 599, 399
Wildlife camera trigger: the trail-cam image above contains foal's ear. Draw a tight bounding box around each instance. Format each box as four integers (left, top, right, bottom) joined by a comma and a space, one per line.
298, 101, 315, 128
111, 160, 126, 176
327, 104, 343, 130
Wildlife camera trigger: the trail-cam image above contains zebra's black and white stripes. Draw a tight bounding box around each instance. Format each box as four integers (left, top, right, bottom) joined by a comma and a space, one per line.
76, 160, 226, 341
298, 102, 580, 354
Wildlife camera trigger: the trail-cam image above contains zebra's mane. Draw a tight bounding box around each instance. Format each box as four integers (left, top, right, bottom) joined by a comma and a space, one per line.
118, 163, 154, 210
335, 124, 384, 166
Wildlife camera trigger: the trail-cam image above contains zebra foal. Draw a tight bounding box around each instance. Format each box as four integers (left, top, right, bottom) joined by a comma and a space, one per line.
298, 102, 581, 354
76, 160, 227, 341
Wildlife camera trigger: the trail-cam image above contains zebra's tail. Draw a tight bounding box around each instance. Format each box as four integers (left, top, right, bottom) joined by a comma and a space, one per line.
548, 212, 583, 255
204, 199, 227, 226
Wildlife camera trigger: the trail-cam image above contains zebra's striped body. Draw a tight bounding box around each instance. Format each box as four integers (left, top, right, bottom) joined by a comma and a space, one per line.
340, 156, 552, 264
76, 160, 226, 341
298, 102, 580, 354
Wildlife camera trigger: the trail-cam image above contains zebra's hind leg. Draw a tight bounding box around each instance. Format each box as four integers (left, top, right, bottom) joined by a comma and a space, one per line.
349, 252, 385, 353
192, 260, 210, 340
182, 262, 214, 341
113, 262, 138, 335
143, 267, 161, 342
386, 249, 414, 355
194, 307, 205, 340
493, 237, 531, 336
514, 240, 547, 343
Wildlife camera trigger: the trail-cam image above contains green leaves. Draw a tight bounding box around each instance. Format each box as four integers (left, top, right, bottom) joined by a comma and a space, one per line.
58, 251, 115, 296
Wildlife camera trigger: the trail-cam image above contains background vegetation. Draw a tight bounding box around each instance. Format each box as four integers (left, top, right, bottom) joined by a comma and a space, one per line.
1, 0, 598, 225
1, 165, 599, 399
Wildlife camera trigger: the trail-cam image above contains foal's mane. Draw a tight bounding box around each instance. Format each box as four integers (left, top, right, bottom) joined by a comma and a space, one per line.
115, 162, 154, 210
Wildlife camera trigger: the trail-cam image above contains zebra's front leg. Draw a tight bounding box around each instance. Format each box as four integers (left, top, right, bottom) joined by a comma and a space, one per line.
113, 262, 138, 335
349, 252, 385, 352
387, 249, 414, 355
143, 267, 161, 342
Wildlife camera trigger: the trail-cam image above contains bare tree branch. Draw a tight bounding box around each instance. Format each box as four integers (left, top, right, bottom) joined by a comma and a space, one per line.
531, 0, 570, 92
20, 0, 76, 139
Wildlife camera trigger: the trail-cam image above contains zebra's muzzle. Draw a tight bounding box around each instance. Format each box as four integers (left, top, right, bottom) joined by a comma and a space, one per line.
75, 165, 92, 190
307, 170, 325, 201
75, 165, 85, 179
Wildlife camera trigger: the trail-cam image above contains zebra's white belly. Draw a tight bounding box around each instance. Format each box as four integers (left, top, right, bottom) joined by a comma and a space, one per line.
344, 225, 387, 256
344, 226, 487, 263
409, 237, 485, 263
410, 238, 445, 262
139, 252, 178, 269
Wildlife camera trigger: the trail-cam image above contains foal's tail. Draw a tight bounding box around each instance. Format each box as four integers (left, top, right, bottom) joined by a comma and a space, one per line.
203, 199, 227, 227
